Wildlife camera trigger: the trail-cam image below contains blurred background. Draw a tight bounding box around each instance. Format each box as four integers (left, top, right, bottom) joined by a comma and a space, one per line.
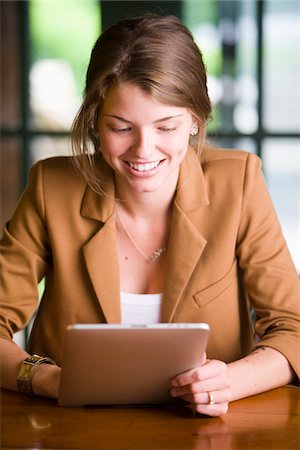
1, 0, 299, 274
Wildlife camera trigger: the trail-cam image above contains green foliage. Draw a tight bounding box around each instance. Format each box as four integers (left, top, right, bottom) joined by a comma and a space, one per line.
30, 0, 101, 94
183, 0, 218, 27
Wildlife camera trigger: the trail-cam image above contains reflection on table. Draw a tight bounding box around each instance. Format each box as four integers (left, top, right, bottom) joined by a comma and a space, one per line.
1, 386, 299, 449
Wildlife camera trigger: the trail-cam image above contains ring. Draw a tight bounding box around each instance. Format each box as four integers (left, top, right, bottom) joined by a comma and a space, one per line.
207, 391, 215, 405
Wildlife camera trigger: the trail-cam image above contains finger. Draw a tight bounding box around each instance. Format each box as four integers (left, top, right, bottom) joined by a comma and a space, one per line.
171, 360, 227, 387
171, 366, 203, 387
170, 372, 231, 397
177, 388, 232, 405
192, 402, 229, 417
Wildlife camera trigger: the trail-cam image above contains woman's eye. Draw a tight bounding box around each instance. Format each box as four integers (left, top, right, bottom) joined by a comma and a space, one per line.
110, 127, 131, 133
158, 127, 176, 133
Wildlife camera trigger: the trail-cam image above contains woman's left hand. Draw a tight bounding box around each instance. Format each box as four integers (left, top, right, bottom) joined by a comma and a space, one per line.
170, 355, 232, 417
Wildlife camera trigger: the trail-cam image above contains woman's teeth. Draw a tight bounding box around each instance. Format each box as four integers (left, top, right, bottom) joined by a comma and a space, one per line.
128, 161, 160, 172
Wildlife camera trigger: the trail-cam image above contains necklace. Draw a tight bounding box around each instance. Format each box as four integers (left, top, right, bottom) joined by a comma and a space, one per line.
116, 211, 166, 263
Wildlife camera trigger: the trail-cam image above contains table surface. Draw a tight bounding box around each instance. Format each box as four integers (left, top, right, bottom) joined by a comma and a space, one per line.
1, 386, 299, 450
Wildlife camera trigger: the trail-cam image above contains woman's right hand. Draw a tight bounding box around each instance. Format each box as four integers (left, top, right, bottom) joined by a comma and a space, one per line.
0, 337, 61, 400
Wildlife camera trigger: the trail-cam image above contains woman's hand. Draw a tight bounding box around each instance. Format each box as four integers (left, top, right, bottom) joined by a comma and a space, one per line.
170, 355, 232, 417
31, 363, 62, 399
0, 337, 61, 400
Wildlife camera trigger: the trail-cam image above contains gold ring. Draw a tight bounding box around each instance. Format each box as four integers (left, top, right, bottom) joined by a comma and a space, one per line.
207, 391, 214, 405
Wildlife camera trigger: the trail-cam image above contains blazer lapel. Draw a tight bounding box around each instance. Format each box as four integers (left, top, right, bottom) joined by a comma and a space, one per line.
81, 158, 121, 323
162, 148, 209, 322
83, 213, 121, 323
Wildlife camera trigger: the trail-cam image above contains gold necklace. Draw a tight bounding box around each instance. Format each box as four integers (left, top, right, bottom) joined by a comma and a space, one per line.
116, 211, 166, 263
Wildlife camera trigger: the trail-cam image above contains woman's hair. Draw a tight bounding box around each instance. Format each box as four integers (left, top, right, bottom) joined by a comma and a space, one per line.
71, 14, 212, 193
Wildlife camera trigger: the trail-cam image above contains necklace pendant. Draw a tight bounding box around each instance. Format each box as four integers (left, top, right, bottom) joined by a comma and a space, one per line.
148, 247, 166, 263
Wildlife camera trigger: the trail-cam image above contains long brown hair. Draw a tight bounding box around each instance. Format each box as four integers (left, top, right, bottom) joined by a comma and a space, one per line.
71, 14, 212, 193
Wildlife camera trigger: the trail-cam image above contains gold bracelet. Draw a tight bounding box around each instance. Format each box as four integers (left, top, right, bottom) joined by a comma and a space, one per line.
16, 354, 56, 396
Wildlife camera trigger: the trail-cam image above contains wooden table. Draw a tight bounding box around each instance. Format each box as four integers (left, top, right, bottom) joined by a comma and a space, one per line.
1, 386, 299, 449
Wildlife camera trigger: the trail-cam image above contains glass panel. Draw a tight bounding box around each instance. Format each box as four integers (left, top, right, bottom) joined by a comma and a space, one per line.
262, 139, 300, 272
263, 1, 300, 132
233, 0, 258, 134
183, 0, 258, 134
29, 0, 101, 131
0, 138, 23, 230
30, 136, 70, 165
211, 137, 257, 154
183, 0, 221, 133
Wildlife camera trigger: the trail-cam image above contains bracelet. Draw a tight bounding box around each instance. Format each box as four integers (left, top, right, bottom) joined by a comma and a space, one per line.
16, 354, 56, 396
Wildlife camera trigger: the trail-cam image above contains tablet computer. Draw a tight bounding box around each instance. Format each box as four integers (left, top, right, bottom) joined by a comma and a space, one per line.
58, 323, 210, 407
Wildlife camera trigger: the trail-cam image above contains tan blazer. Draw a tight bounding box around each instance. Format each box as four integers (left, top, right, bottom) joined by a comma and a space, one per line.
0, 147, 299, 377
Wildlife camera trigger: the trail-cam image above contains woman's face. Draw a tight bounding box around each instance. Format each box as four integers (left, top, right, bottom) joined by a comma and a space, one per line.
98, 82, 196, 196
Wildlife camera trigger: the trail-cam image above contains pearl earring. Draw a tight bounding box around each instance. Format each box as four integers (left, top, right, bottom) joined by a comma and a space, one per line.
190, 124, 199, 136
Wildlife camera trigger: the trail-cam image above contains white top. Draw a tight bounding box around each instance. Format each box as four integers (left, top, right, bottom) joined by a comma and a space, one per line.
120, 291, 163, 324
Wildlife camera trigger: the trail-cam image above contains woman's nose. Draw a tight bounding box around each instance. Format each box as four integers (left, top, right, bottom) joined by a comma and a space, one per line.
132, 130, 154, 159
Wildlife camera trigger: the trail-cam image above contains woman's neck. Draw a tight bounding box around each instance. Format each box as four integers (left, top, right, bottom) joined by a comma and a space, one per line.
114, 177, 177, 220
115, 193, 174, 221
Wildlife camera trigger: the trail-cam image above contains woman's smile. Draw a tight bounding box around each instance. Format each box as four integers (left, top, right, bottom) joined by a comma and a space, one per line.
124, 159, 165, 177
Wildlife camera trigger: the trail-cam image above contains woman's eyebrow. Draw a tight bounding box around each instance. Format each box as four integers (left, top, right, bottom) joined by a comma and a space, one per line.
104, 114, 131, 123
154, 115, 183, 123
104, 114, 183, 123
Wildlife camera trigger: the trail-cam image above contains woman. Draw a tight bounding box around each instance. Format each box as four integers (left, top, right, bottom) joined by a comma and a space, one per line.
0, 15, 299, 417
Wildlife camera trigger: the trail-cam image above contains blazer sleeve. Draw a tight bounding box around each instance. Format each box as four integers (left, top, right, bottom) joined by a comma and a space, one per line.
0, 161, 51, 340
236, 153, 300, 378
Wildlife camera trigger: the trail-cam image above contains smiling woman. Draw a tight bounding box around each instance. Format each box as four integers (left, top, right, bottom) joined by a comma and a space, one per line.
0, 14, 299, 418
71, 15, 211, 195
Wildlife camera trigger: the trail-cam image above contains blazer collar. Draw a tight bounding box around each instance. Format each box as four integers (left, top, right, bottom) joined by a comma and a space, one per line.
80, 156, 116, 223
175, 146, 209, 211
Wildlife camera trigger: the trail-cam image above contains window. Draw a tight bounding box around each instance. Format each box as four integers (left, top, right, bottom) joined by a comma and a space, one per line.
183, 0, 300, 271
1, 1, 299, 346
1, 0, 299, 264
29, 0, 101, 162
